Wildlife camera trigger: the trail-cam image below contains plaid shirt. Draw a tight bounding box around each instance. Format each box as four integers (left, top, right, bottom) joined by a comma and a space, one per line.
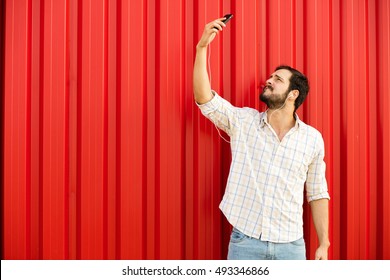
197, 91, 330, 242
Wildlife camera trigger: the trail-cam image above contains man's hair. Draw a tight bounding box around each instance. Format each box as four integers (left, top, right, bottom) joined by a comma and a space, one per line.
275, 65, 309, 112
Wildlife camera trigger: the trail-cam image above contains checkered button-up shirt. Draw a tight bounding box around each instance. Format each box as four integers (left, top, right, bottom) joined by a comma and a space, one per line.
197, 91, 330, 242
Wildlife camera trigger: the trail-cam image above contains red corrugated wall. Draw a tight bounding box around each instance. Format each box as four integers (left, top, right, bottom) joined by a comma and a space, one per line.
1, 0, 389, 260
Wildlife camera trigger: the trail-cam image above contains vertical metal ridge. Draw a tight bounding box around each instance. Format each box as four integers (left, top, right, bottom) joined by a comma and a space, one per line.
332, 0, 342, 260
367, 0, 379, 259
230, 0, 236, 104
64, 0, 70, 260
191, 0, 199, 260
26, 0, 33, 260
339, 0, 348, 260
180, 0, 186, 260
218, 0, 223, 96
0, 0, 6, 261
328, 0, 335, 260
114, 0, 121, 260
115, 0, 122, 259
38, 1, 45, 259
38, 0, 45, 260
265, 0, 270, 74
142, 0, 148, 260
302, 0, 309, 121
291, 0, 296, 67
374, 0, 383, 260
385, 0, 390, 260
379, 0, 390, 259
68, 0, 77, 260
145, 0, 156, 259
364, 0, 371, 259
373, 0, 381, 260
3, 0, 12, 259
102, 0, 109, 260
105, 0, 115, 259
154, 0, 161, 259
76, 0, 82, 260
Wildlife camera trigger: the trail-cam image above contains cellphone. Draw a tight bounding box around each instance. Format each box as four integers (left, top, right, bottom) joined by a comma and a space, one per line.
213, 14, 233, 30
222, 14, 233, 24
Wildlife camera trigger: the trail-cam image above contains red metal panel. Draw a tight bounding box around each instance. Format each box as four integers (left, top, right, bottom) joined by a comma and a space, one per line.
79, 0, 107, 259
3, 0, 30, 259
378, 0, 390, 260
30, 0, 42, 260
121, 0, 145, 259
145, 0, 157, 260
41, 0, 69, 259
68, 0, 78, 260
2, 0, 390, 260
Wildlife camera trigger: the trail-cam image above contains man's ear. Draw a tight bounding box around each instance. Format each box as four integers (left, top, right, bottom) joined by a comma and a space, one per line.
288, 90, 299, 99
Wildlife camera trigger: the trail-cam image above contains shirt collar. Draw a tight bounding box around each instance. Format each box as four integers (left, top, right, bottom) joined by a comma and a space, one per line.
260, 111, 302, 130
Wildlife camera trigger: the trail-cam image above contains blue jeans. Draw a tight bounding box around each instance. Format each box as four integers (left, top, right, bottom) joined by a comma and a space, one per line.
227, 228, 306, 260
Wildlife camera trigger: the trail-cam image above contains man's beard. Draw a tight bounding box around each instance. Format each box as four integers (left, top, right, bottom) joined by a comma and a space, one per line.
259, 86, 289, 109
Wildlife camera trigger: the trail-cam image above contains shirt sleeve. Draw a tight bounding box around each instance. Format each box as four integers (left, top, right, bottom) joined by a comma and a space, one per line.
306, 134, 330, 202
196, 90, 240, 136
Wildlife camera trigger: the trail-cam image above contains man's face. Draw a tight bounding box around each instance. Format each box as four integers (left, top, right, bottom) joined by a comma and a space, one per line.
260, 69, 292, 109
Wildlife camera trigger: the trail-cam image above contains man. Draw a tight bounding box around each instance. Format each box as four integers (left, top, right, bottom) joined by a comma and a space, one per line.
193, 17, 330, 260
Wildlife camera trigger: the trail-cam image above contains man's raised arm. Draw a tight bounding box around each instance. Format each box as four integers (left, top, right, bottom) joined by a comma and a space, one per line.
193, 18, 226, 104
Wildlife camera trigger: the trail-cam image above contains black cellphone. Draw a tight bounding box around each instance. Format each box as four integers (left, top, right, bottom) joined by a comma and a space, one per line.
222, 14, 233, 24
213, 14, 233, 29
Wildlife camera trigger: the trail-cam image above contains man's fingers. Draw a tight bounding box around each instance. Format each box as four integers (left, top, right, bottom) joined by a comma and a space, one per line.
215, 19, 227, 27
208, 20, 226, 31
209, 23, 222, 31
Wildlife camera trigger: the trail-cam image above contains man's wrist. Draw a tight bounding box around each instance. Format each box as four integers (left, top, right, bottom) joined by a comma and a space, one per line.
319, 240, 330, 248
196, 44, 207, 51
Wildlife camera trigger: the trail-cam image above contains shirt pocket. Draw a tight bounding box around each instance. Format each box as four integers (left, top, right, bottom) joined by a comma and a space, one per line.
281, 147, 311, 182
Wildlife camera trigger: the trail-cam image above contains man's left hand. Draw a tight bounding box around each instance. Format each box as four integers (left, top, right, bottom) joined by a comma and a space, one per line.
314, 244, 329, 260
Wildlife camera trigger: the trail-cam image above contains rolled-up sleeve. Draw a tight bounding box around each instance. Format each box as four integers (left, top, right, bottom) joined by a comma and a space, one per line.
196, 90, 239, 136
306, 135, 330, 202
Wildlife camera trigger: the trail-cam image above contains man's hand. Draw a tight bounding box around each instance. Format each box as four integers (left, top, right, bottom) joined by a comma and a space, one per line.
193, 17, 227, 104
314, 243, 330, 260
196, 18, 226, 49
